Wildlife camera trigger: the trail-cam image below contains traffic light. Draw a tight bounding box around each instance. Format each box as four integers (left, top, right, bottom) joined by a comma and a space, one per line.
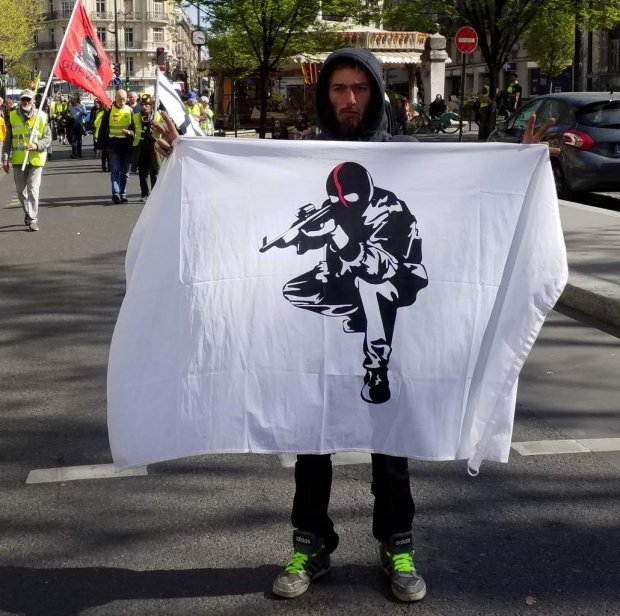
156, 47, 165, 68
114, 62, 121, 77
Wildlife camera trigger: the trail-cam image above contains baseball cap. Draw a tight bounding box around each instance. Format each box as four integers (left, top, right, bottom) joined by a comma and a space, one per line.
187, 91, 198, 101
20, 89, 35, 100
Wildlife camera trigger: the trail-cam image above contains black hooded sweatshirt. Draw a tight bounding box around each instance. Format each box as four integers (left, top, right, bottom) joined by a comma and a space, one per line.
314, 48, 416, 143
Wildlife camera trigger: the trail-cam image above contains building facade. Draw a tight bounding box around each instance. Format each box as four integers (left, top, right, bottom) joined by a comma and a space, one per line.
27, 0, 198, 95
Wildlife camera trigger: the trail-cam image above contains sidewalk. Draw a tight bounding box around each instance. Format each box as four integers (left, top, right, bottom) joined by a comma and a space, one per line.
557, 201, 620, 328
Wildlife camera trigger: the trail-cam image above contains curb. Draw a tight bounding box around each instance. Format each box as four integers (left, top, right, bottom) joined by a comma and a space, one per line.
558, 270, 620, 328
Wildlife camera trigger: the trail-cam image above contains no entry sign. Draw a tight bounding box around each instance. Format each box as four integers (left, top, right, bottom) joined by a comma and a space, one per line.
455, 26, 478, 54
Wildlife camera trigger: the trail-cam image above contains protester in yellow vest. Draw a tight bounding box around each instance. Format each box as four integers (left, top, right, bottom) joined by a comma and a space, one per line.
131, 93, 163, 201
184, 92, 202, 124
200, 95, 214, 136
93, 105, 109, 172
97, 89, 135, 204
1, 89, 52, 232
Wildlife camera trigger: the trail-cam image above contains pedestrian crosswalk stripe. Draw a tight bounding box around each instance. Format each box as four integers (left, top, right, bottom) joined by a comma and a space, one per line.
26, 463, 148, 484
511, 438, 620, 456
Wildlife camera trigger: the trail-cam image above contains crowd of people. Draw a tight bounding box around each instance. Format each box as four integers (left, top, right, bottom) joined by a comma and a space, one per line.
0, 86, 216, 230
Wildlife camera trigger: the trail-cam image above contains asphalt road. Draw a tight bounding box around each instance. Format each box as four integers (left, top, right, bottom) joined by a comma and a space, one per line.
0, 141, 618, 616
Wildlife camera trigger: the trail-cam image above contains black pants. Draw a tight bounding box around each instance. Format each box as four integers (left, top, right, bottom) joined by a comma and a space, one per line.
138, 165, 158, 197
71, 127, 83, 157
291, 453, 414, 553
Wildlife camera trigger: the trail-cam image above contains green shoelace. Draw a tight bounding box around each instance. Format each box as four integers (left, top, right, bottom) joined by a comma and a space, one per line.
389, 551, 416, 573
285, 551, 309, 574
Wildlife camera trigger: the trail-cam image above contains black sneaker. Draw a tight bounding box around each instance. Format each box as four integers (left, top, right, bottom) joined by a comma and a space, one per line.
380, 532, 426, 602
273, 530, 331, 598
361, 369, 391, 404
112, 194, 121, 204
24, 214, 32, 226
120, 195, 129, 203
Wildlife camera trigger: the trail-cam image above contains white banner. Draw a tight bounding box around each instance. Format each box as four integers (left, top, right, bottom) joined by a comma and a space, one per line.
107, 140, 568, 472
156, 71, 203, 137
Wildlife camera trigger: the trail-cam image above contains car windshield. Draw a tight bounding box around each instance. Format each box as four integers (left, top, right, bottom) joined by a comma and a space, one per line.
577, 101, 620, 128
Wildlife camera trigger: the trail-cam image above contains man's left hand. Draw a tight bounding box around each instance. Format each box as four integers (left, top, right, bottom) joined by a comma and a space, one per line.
25, 143, 38, 151
523, 114, 561, 155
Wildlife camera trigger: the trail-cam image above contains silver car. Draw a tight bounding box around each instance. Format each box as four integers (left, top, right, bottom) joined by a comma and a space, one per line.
488, 92, 620, 197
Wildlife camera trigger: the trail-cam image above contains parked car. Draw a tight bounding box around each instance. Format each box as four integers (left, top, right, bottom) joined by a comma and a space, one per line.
488, 92, 620, 197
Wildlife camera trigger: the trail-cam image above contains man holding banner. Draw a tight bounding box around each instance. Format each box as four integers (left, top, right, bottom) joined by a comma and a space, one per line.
2, 89, 52, 232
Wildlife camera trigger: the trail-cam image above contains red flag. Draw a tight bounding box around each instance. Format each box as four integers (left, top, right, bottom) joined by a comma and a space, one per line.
53, 0, 113, 106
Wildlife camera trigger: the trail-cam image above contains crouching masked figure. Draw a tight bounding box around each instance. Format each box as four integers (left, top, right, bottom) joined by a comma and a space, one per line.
261, 161, 428, 404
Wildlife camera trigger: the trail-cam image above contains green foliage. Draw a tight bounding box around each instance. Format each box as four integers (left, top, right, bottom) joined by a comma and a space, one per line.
10, 62, 36, 87
0, 0, 44, 66
525, 1, 574, 85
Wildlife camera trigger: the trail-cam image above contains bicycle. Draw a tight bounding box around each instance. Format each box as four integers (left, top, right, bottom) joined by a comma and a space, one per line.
408, 103, 462, 134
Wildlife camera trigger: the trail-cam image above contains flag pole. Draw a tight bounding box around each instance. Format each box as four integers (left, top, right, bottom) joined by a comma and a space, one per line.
22, 0, 82, 169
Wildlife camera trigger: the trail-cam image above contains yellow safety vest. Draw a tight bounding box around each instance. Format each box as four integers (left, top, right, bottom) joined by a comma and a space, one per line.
9, 108, 48, 166
480, 86, 491, 109
184, 102, 201, 118
93, 110, 105, 140
132, 110, 163, 147
108, 104, 133, 138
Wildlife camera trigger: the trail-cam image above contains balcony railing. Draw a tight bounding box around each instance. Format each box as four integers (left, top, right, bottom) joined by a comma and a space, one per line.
44, 11, 59, 20
146, 11, 167, 21
35, 41, 57, 50
93, 11, 114, 19
339, 30, 428, 51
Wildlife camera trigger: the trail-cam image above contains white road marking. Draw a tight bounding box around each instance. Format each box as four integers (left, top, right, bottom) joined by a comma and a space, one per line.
279, 452, 372, 468
512, 438, 620, 456
26, 463, 148, 484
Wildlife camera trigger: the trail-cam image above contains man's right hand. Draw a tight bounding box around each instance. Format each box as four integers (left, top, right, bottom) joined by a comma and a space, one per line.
2, 160, 10, 174
152, 111, 179, 158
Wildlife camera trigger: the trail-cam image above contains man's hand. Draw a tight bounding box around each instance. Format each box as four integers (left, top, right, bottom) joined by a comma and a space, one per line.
2, 160, 9, 174
152, 112, 179, 158
523, 114, 561, 155
25, 143, 38, 151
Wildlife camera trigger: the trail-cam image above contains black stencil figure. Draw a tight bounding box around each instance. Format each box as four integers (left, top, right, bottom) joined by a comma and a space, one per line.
261, 162, 428, 404
76, 35, 103, 79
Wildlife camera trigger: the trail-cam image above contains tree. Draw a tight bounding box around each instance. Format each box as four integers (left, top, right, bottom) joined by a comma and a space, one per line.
0, 0, 43, 67
525, 1, 574, 93
189, 0, 376, 137
569, 0, 620, 90
385, 0, 549, 137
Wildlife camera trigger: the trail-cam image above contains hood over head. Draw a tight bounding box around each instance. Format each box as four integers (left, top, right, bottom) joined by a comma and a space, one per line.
316, 48, 386, 140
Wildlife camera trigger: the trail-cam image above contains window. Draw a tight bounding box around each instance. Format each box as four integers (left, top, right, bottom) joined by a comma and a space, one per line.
126, 57, 134, 76
125, 27, 134, 47
538, 100, 574, 126
610, 37, 620, 73
47, 0, 53, 12
577, 101, 620, 128
153, 27, 164, 43
49, 28, 55, 46
97, 27, 106, 44
96, 0, 105, 13
62, 0, 71, 14
507, 99, 545, 134
153, 0, 164, 17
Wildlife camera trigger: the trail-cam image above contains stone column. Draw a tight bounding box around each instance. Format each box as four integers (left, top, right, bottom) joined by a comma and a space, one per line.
420, 31, 448, 103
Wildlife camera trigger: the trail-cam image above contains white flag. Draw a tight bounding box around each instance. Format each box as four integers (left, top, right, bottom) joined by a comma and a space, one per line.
107, 140, 568, 472
156, 71, 203, 136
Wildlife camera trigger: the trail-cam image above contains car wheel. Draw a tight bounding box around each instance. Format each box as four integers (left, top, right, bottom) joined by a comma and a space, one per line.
551, 159, 572, 199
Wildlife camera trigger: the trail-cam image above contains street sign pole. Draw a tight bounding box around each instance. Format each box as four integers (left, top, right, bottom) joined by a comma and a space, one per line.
459, 52, 466, 143
454, 26, 479, 143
